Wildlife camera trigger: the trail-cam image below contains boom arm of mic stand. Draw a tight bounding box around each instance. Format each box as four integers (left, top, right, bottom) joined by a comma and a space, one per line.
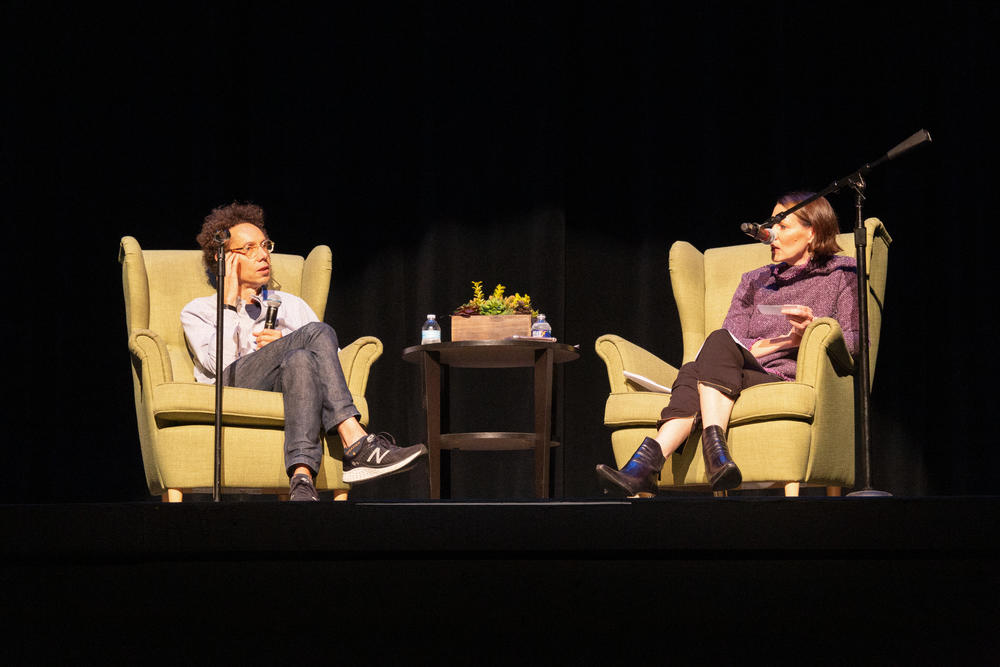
763, 130, 931, 229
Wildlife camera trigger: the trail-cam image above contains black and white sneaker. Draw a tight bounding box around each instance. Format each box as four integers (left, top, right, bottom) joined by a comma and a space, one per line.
342, 433, 427, 483
288, 473, 319, 501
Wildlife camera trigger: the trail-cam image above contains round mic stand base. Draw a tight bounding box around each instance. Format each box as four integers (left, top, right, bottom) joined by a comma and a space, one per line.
847, 488, 892, 497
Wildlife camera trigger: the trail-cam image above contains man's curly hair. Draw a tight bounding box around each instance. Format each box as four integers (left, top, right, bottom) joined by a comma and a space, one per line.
196, 202, 268, 277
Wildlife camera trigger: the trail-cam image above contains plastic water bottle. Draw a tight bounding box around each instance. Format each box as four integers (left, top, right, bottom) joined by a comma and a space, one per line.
531, 314, 553, 338
421, 314, 441, 344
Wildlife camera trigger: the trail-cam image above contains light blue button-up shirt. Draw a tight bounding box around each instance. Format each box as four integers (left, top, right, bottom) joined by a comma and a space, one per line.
181, 288, 319, 384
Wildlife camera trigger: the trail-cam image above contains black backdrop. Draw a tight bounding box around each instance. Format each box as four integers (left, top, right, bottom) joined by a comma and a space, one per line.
4, 2, 998, 502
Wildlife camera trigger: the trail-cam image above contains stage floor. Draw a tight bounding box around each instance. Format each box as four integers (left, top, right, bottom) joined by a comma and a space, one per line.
2, 496, 997, 662
4, 495, 998, 558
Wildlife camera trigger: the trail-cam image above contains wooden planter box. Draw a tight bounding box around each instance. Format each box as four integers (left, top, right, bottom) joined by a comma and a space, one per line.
450, 314, 532, 341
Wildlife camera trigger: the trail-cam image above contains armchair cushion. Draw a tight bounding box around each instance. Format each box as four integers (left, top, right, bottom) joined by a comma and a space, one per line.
727, 381, 814, 425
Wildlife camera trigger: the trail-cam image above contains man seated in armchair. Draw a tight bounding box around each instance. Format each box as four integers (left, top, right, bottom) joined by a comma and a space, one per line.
181, 202, 426, 501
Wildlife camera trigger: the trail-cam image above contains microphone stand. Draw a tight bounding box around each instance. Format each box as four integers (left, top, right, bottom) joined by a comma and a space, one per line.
755, 129, 931, 497
213, 235, 228, 502
844, 172, 887, 497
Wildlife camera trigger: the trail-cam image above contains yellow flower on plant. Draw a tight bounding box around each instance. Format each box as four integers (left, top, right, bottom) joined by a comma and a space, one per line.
453, 281, 539, 317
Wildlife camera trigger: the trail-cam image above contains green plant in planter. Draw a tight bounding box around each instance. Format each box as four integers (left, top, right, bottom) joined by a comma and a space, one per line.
454, 281, 538, 317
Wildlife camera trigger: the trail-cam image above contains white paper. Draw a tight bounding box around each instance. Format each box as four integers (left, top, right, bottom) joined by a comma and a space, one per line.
757, 304, 789, 315
623, 370, 671, 394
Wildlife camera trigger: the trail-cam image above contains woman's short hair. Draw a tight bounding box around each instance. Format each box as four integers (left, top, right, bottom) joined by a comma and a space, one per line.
778, 192, 842, 260
196, 202, 268, 276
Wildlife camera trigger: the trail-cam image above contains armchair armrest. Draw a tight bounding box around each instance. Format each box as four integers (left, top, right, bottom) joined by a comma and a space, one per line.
794, 317, 854, 386
595, 334, 679, 394
339, 336, 384, 399
793, 318, 858, 485
128, 329, 174, 386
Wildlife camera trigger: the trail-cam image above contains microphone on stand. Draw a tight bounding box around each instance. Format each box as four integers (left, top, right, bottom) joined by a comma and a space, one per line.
886, 128, 932, 161
740, 222, 777, 245
264, 295, 282, 330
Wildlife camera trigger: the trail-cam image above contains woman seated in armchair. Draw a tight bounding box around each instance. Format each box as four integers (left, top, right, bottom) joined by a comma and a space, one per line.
596, 192, 859, 496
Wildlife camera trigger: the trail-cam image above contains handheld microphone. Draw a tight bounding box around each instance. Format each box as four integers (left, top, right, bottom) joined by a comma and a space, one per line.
264, 296, 281, 329
741, 222, 777, 245
214, 229, 231, 244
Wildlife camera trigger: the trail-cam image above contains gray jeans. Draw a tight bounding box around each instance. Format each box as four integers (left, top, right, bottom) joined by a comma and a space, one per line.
223, 321, 361, 476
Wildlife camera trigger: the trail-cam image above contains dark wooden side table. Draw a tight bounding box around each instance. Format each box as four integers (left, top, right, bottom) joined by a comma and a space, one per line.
402, 339, 580, 499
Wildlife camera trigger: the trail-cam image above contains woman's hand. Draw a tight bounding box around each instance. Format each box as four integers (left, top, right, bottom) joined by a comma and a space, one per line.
782, 305, 815, 340
224, 251, 241, 307
254, 329, 283, 349
748, 305, 815, 358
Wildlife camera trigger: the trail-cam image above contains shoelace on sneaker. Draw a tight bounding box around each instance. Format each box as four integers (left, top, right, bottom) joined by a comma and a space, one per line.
369, 432, 397, 448
348, 432, 397, 456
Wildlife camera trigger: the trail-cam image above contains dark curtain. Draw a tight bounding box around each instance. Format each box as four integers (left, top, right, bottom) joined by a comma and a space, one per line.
4, 2, 998, 501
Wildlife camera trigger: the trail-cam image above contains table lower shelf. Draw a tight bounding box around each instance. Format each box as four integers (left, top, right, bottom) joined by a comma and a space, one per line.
438, 432, 561, 451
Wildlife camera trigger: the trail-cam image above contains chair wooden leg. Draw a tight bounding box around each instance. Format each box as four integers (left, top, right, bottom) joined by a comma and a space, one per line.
162, 489, 183, 503
826, 486, 842, 497
783, 482, 800, 497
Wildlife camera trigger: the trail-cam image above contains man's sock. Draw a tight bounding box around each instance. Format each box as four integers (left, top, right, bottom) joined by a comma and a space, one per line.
343, 434, 367, 458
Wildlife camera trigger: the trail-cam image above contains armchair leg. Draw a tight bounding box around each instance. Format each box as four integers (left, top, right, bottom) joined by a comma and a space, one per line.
826, 486, 842, 497
162, 489, 183, 503
783, 482, 800, 497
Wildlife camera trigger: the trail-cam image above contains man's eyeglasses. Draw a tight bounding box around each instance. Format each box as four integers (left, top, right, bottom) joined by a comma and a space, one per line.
228, 239, 275, 257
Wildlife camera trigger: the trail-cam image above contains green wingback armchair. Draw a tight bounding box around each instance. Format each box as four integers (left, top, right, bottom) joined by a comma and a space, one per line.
119, 236, 383, 501
595, 218, 891, 495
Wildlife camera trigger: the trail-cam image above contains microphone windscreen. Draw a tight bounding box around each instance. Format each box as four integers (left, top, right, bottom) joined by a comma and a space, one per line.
887, 129, 932, 160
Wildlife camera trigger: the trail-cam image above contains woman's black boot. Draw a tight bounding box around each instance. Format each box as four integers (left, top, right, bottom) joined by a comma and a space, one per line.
595, 437, 665, 497
702, 425, 741, 491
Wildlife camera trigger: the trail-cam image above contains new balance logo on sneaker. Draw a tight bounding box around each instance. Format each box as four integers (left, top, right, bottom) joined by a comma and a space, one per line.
342, 433, 427, 483
367, 447, 390, 465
